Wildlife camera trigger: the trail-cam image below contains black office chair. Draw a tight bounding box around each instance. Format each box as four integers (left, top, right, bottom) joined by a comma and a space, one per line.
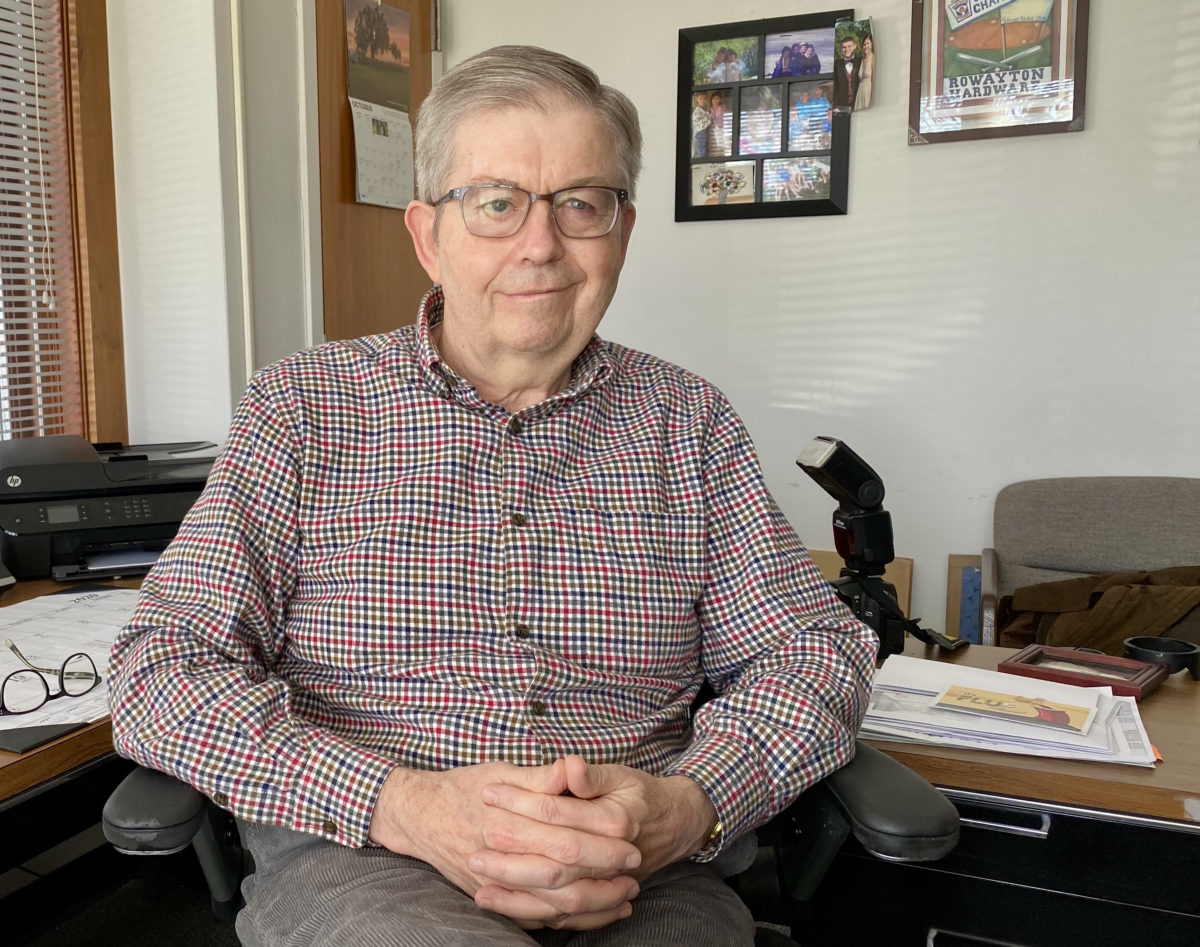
102, 741, 958, 944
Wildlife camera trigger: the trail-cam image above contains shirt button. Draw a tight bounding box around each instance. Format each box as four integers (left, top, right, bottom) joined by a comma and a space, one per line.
514, 623, 531, 639
211, 792, 229, 808
322, 819, 338, 835
512, 512, 527, 527
530, 700, 547, 716
509, 418, 523, 435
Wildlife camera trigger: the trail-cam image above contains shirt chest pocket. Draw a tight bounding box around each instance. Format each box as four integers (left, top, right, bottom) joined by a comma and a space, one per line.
533, 508, 707, 673
292, 495, 496, 664
558, 508, 705, 580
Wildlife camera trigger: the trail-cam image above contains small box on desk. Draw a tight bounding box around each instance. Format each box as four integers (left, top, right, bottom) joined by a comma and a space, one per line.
998, 643, 1168, 701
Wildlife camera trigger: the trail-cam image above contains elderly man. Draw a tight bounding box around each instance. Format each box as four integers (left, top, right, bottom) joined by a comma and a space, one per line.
108, 45, 875, 946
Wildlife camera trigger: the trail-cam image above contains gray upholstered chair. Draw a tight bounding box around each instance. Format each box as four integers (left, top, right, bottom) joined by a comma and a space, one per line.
980, 477, 1200, 645
102, 741, 959, 942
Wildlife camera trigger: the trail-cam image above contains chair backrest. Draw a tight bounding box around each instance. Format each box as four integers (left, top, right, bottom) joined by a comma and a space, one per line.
992, 477, 1200, 597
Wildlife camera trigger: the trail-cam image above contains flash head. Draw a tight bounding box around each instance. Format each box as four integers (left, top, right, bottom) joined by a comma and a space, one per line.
796, 436, 885, 512
795, 435, 968, 656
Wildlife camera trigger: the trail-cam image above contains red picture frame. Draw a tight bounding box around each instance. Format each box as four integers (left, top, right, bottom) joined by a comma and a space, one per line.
998, 644, 1168, 701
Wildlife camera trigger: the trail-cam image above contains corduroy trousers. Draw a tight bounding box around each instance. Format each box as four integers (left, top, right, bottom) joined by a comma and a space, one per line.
234, 820, 756, 946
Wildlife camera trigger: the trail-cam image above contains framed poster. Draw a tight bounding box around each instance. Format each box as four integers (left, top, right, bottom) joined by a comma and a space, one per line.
676, 11, 853, 222
909, 0, 1090, 145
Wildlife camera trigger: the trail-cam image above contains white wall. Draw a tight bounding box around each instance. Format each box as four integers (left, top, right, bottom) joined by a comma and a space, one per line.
237, 0, 323, 368
107, 0, 242, 445
108, 0, 323, 445
108, 0, 1200, 632
439, 0, 1200, 630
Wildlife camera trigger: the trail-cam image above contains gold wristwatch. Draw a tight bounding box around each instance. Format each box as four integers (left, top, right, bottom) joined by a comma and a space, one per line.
703, 818, 724, 851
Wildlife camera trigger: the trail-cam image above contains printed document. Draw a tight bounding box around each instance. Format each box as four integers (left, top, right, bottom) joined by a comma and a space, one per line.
0, 588, 139, 733
863, 655, 1156, 767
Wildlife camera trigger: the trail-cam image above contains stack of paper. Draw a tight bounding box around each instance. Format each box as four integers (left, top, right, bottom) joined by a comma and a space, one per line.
862, 655, 1157, 767
0, 587, 140, 734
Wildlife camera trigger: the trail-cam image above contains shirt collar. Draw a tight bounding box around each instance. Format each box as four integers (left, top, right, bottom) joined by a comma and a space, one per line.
414, 285, 614, 411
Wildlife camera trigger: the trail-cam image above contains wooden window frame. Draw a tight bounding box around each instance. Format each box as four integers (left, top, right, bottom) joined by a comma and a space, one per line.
61, 0, 125, 443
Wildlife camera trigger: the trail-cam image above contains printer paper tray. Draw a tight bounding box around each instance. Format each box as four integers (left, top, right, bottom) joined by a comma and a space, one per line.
53, 549, 161, 581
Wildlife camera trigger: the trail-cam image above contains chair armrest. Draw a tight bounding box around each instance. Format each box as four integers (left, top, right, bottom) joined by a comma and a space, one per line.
102, 766, 208, 855
980, 547, 999, 646
103, 765, 246, 916
821, 741, 959, 862
765, 740, 959, 910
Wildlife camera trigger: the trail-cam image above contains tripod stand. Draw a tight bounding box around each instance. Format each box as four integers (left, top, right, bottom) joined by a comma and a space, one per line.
828, 568, 966, 660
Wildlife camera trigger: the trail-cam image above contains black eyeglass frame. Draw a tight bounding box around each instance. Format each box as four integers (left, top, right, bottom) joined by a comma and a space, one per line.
0, 640, 102, 716
432, 184, 630, 239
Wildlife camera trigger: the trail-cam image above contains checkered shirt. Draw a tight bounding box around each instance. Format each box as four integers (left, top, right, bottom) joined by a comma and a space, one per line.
108, 287, 875, 856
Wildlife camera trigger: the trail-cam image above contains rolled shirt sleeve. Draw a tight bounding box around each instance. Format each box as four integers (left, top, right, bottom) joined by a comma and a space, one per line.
109, 379, 395, 847
664, 402, 876, 854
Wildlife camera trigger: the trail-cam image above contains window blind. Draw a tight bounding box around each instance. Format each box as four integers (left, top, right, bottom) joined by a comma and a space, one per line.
0, 0, 81, 438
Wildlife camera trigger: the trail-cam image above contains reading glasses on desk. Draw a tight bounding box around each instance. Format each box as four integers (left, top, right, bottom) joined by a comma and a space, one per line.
0, 638, 101, 715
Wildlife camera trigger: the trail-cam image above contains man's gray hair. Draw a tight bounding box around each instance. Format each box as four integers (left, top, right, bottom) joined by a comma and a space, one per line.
413, 45, 643, 203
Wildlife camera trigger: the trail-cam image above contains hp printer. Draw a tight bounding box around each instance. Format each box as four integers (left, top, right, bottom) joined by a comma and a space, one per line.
0, 435, 217, 581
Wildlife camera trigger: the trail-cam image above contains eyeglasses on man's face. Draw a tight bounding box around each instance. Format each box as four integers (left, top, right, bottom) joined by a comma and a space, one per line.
0, 638, 101, 715
433, 184, 629, 239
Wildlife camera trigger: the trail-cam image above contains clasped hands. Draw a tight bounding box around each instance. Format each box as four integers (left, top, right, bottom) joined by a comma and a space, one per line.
368, 755, 716, 931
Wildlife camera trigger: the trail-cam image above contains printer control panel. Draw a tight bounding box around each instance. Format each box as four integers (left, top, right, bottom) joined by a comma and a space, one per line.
0, 492, 199, 533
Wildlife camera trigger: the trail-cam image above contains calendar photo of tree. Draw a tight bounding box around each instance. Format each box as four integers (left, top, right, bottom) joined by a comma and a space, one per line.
345, 0, 412, 112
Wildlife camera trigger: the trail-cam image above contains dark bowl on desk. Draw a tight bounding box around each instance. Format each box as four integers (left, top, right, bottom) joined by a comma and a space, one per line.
1123, 636, 1200, 681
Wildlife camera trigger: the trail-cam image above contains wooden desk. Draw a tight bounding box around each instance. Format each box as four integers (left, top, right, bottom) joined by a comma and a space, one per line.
869, 639, 1200, 828
0, 577, 140, 808
815, 636, 1200, 945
